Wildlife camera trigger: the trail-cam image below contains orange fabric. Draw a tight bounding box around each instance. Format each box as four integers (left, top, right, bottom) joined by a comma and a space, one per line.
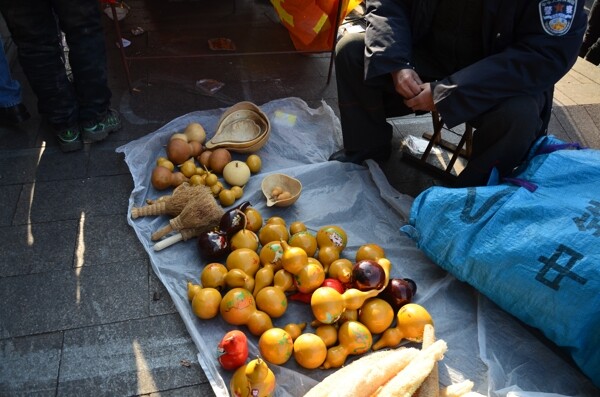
271, 0, 361, 51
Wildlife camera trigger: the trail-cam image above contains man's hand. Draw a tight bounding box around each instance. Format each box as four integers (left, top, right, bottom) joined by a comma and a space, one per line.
404, 83, 435, 112
391, 68, 423, 99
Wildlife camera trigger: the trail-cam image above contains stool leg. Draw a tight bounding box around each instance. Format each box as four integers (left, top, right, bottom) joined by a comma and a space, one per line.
420, 111, 444, 163
109, 3, 134, 93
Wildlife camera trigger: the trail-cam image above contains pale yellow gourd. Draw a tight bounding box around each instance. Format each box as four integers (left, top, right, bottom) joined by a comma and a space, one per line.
311, 286, 379, 324
280, 240, 308, 275
372, 303, 433, 350
252, 265, 274, 297
321, 321, 373, 369
230, 357, 276, 397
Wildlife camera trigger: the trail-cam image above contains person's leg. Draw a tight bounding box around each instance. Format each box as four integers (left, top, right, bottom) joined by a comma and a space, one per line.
51, 0, 120, 142
454, 96, 543, 187
584, 38, 600, 65
0, 36, 30, 123
581, 0, 600, 59
0, 1, 78, 132
332, 32, 410, 163
52, 0, 111, 124
0, 40, 22, 107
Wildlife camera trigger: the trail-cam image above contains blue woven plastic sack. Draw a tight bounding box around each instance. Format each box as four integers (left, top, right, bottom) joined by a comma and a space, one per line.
401, 136, 600, 386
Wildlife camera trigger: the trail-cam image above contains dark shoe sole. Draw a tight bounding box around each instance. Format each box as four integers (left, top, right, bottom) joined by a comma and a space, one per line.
82, 123, 121, 143
82, 109, 122, 143
59, 139, 83, 153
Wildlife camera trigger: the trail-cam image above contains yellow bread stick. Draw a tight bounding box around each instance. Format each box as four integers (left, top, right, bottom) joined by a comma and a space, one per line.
373, 339, 448, 397
304, 347, 420, 397
440, 380, 474, 397
414, 324, 439, 397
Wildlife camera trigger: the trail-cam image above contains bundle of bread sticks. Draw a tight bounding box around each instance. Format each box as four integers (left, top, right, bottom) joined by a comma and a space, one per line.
304, 325, 485, 397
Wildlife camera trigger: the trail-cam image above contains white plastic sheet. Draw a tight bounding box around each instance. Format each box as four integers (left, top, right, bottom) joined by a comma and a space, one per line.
117, 97, 598, 397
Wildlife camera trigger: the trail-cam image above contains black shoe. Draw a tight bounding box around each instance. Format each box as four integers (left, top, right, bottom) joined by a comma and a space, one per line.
57, 128, 83, 152
329, 145, 392, 164
0, 103, 30, 124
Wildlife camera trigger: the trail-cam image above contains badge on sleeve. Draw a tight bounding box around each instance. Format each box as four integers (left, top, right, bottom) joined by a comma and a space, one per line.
539, 0, 577, 36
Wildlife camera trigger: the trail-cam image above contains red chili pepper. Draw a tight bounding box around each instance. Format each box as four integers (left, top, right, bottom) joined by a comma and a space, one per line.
288, 291, 312, 304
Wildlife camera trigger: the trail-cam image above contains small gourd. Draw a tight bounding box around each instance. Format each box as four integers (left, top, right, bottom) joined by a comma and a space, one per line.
280, 240, 308, 275
273, 269, 294, 292
283, 322, 306, 341
311, 286, 379, 324
230, 357, 276, 397
327, 258, 353, 284
321, 321, 373, 369
294, 262, 325, 294
225, 268, 252, 289
220, 288, 272, 336
253, 265, 274, 297
376, 257, 392, 292
372, 303, 433, 351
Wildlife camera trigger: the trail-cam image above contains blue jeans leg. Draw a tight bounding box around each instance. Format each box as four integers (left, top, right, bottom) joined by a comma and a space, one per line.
0, 38, 22, 108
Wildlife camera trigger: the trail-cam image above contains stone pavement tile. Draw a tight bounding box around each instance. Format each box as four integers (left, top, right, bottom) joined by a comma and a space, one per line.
149, 270, 177, 317
57, 313, 208, 396
552, 104, 600, 148
0, 220, 78, 277
0, 260, 148, 339
12, 174, 133, 225
0, 147, 86, 185
0, 332, 62, 396
88, 141, 132, 178
0, 184, 20, 227
75, 214, 147, 267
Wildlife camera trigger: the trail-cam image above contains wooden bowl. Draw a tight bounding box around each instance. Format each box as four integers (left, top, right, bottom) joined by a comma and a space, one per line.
261, 174, 302, 207
205, 101, 271, 153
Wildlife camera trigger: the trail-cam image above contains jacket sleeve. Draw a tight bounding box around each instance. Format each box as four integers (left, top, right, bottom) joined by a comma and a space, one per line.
363, 0, 413, 80
434, 0, 587, 128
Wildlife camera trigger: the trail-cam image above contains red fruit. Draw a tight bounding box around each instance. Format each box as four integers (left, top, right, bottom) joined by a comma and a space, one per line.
289, 291, 313, 304
321, 278, 345, 294
351, 259, 386, 291
217, 330, 248, 370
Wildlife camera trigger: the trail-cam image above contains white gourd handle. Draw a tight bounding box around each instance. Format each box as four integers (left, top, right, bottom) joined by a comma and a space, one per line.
153, 233, 184, 251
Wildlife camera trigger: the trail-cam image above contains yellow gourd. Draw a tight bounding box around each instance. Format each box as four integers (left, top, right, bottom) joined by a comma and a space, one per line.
376, 257, 392, 292
295, 262, 325, 294
337, 308, 358, 325
311, 286, 379, 324
230, 357, 276, 397
280, 240, 308, 275
187, 281, 202, 301
220, 288, 273, 336
246, 310, 273, 337
225, 268, 252, 289
321, 321, 373, 369
273, 269, 294, 292
283, 322, 306, 341
327, 258, 353, 284
372, 303, 434, 351
253, 265, 274, 297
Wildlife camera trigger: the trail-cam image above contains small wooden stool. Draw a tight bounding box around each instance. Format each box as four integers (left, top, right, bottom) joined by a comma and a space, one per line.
403, 111, 474, 181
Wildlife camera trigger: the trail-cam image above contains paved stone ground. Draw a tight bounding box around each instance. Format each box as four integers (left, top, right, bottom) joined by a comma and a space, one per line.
1, 1, 599, 396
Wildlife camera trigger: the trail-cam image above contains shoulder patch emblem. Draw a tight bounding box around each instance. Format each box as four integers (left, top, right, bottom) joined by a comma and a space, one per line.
539, 0, 577, 36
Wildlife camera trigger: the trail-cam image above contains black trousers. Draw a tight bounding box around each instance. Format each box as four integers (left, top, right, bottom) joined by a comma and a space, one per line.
0, 0, 112, 132
335, 33, 543, 187
580, 0, 600, 65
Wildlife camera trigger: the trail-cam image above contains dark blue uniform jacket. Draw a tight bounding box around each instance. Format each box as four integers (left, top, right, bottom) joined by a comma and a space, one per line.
363, 0, 587, 129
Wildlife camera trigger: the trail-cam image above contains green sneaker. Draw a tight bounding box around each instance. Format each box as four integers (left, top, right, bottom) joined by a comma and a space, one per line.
82, 108, 122, 142
57, 128, 83, 152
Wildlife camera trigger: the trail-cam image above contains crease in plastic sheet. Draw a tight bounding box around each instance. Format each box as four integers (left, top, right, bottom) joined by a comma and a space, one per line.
117, 97, 597, 397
